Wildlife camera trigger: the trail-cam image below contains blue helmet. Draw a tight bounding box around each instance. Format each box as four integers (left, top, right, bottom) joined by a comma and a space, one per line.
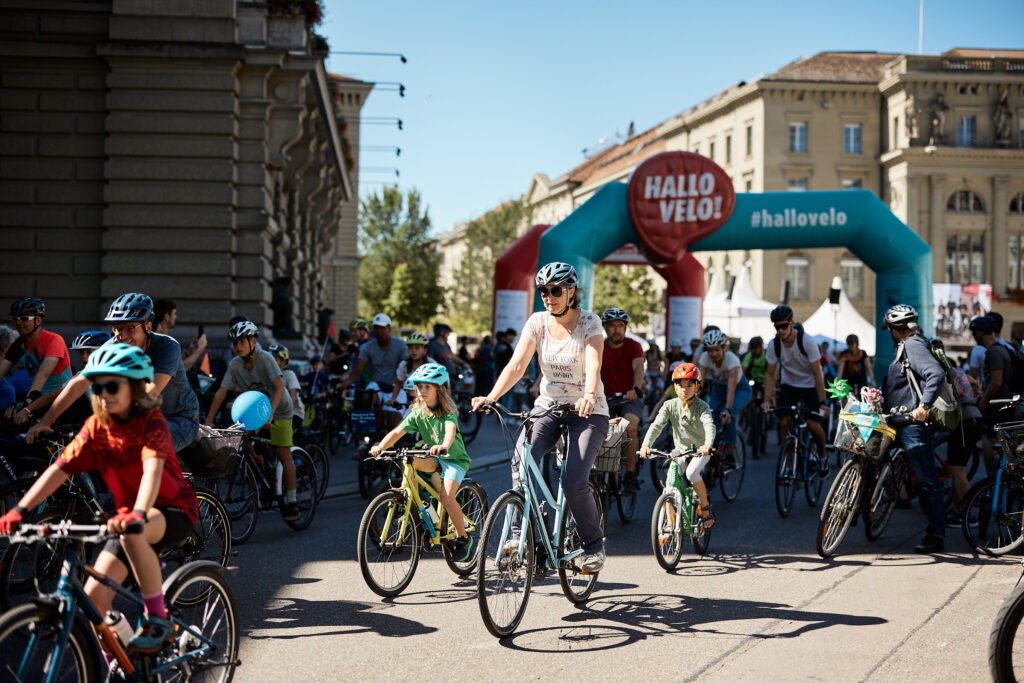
407, 362, 449, 387
11, 297, 45, 318
70, 330, 112, 350
82, 342, 153, 381
105, 293, 153, 323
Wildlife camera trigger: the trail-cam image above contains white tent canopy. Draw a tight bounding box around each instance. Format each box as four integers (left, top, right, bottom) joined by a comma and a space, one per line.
703, 265, 776, 346
802, 289, 877, 356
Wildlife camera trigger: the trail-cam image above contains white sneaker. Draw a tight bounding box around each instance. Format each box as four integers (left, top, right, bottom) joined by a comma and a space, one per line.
580, 550, 605, 574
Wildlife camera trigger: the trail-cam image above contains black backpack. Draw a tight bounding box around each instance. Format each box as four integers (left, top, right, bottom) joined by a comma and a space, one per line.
772, 326, 809, 361
994, 341, 1024, 395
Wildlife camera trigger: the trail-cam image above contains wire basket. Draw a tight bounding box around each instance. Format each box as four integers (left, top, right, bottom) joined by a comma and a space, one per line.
995, 421, 1024, 466
551, 418, 629, 473
834, 412, 896, 462
178, 426, 243, 479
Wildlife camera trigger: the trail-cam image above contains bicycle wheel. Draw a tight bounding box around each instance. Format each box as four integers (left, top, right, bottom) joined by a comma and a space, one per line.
775, 438, 798, 517
441, 480, 488, 576
720, 438, 746, 502
962, 474, 1024, 556
477, 491, 534, 638
213, 457, 259, 546
356, 447, 381, 500
303, 444, 330, 503
457, 395, 482, 445
0, 601, 101, 682
173, 488, 232, 571
0, 510, 82, 612
558, 482, 601, 604
816, 460, 862, 558
616, 463, 637, 523
284, 449, 318, 531
690, 491, 712, 556
990, 578, 1024, 682
650, 490, 684, 571
357, 490, 420, 597
864, 458, 900, 541
805, 446, 825, 507
164, 565, 240, 683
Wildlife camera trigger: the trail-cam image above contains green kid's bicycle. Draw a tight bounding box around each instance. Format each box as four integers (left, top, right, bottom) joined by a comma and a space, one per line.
646, 447, 712, 570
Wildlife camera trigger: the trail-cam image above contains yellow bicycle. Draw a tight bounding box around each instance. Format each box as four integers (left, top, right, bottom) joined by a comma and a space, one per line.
356, 448, 488, 597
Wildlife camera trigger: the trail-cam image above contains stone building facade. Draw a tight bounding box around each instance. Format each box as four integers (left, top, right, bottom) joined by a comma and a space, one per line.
0, 1, 363, 345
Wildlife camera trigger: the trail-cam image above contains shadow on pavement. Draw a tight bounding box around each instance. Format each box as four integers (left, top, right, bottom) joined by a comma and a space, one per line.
501, 592, 885, 652
384, 580, 477, 606
246, 596, 437, 640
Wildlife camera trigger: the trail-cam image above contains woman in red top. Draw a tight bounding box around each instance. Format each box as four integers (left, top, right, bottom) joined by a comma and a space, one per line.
0, 343, 197, 656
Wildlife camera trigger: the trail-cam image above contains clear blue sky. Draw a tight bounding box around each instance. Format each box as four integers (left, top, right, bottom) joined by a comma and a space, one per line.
322, 0, 1023, 235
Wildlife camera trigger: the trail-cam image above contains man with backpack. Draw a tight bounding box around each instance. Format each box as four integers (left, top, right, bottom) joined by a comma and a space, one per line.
881, 304, 947, 554
763, 306, 830, 473
970, 316, 1017, 423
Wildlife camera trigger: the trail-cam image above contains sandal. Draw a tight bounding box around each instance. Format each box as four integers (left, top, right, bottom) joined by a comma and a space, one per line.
700, 504, 716, 531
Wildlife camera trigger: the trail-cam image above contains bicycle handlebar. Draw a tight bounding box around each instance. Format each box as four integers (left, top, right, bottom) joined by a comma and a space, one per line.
375, 447, 444, 459
645, 446, 701, 461
475, 400, 578, 422
8, 519, 142, 545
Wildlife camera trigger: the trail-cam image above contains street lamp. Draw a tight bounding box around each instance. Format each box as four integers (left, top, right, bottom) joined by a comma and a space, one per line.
329, 51, 407, 63
362, 167, 400, 178
362, 117, 403, 130
374, 82, 406, 97
829, 276, 842, 353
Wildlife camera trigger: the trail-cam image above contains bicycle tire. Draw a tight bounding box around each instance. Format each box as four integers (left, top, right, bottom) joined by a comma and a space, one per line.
357, 490, 421, 597
477, 491, 534, 638
164, 564, 240, 683
650, 456, 670, 493
441, 480, 488, 576
650, 490, 684, 570
690, 491, 712, 556
990, 578, 1024, 682
558, 483, 600, 604
864, 458, 900, 541
805, 446, 825, 508
303, 443, 330, 503
816, 460, 862, 558
178, 487, 232, 570
615, 459, 637, 523
0, 602, 101, 683
357, 447, 383, 500
962, 474, 1024, 556
720, 438, 746, 502
214, 456, 259, 546
284, 449, 318, 531
775, 438, 798, 517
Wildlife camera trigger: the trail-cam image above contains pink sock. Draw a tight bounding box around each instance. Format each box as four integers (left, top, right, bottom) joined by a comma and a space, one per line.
142, 591, 168, 620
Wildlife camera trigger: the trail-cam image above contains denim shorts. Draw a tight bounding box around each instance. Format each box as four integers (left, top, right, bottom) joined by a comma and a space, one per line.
435, 457, 467, 485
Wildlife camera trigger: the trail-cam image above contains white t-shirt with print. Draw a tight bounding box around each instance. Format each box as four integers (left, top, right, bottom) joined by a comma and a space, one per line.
698, 350, 742, 386
765, 332, 822, 388
523, 310, 609, 417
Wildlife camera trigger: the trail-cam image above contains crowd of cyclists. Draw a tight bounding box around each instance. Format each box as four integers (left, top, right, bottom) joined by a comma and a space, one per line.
1, 260, 1023, 672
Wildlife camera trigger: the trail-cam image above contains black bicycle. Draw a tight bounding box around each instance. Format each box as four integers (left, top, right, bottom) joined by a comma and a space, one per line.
772, 403, 829, 517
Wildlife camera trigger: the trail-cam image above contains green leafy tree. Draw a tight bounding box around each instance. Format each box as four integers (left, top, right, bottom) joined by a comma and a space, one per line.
358, 186, 443, 327
448, 199, 529, 334
592, 265, 660, 329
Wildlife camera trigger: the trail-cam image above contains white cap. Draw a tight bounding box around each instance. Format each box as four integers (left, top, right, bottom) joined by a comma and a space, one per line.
372, 313, 391, 327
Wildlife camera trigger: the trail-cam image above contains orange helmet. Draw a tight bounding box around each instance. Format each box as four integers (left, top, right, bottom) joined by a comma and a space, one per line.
672, 362, 701, 382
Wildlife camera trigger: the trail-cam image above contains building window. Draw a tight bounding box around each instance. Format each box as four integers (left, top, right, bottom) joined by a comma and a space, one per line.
947, 190, 984, 213
788, 177, 808, 191
709, 141, 716, 161
843, 123, 862, 154
745, 125, 753, 157
841, 258, 865, 300
842, 178, 863, 189
693, 143, 700, 155
1011, 192, 1024, 214
892, 116, 900, 149
946, 234, 984, 283
1019, 118, 1024, 148
745, 179, 753, 192
789, 122, 807, 153
725, 135, 732, 164
1011, 235, 1024, 289
957, 116, 977, 147
785, 255, 810, 299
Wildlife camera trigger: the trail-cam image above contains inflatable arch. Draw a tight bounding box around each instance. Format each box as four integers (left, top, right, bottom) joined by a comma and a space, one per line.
494, 152, 932, 375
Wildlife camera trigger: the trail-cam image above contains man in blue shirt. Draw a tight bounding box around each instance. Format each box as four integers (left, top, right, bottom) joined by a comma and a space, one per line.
340, 313, 408, 429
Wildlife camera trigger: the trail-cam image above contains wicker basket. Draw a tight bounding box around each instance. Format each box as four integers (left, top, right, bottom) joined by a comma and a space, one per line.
551, 417, 630, 473
178, 426, 242, 479
834, 412, 896, 462
995, 421, 1024, 466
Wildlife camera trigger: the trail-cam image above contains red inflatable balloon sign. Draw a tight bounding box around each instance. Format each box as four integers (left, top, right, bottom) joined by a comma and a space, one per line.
627, 151, 736, 266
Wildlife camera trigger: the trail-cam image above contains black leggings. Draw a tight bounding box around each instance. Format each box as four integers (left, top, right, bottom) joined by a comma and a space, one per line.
100, 506, 194, 565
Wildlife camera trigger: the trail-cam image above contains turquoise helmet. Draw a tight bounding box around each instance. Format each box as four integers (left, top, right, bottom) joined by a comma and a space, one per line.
82, 342, 153, 381
407, 362, 449, 387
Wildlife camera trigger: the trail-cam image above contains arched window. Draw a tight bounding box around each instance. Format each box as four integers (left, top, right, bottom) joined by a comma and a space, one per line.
947, 190, 984, 213
1010, 192, 1024, 214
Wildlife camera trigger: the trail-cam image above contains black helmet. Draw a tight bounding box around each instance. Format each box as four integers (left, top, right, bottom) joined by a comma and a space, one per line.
770, 305, 793, 324
105, 293, 153, 323
969, 315, 995, 332
883, 304, 919, 330
11, 297, 45, 318
748, 336, 763, 347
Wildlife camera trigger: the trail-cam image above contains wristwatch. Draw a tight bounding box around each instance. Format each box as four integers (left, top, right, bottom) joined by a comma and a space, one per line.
919, 404, 931, 411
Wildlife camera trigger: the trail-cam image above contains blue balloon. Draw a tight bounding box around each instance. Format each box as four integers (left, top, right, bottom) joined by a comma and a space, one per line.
231, 391, 272, 430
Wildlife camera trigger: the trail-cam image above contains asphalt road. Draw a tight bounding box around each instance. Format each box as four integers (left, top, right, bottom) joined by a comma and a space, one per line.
227, 422, 1018, 681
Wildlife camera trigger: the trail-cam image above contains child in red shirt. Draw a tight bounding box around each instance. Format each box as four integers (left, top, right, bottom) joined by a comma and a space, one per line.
0, 342, 197, 656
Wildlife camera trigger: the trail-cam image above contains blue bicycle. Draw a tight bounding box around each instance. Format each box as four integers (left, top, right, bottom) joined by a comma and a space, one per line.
476, 402, 603, 638
0, 520, 239, 682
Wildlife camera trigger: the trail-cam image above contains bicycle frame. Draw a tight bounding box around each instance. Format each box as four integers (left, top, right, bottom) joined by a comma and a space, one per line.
662, 458, 698, 536
378, 457, 479, 547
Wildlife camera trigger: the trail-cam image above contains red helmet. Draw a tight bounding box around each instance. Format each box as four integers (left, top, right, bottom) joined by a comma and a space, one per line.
672, 362, 701, 382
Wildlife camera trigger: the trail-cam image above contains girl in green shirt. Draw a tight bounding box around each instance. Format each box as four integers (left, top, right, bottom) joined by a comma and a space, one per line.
371, 362, 473, 561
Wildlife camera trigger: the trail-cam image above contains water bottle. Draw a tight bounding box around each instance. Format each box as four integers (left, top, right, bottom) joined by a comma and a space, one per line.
275, 461, 283, 496
419, 501, 436, 536
105, 611, 133, 645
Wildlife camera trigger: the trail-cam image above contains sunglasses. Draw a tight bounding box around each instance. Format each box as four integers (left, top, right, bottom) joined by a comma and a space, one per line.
12, 316, 35, 323
112, 323, 143, 336
92, 380, 129, 395
774, 322, 792, 330
538, 286, 564, 298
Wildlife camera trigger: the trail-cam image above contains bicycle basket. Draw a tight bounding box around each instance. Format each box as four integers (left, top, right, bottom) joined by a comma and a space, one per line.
995, 421, 1024, 466
350, 410, 377, 435
592, 417, 629, 473
835, 411, 896, 462
177, 426, 242, 478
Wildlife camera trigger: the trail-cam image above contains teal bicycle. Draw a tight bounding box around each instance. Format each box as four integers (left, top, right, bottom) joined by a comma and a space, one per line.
476, 402, 603, 638
0, 520, 239, 682
647, 447, 712, 570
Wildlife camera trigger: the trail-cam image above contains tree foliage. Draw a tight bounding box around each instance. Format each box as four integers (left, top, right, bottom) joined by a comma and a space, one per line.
447, 199, 529, 334
592, 265, 660, 329
358, 186, 443, 327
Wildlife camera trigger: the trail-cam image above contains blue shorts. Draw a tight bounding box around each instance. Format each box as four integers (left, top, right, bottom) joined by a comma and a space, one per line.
167, 414, 200, 453
435, 458, 466, 485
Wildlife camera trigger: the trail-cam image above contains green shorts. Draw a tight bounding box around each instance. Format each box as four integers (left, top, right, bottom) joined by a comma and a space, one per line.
269, 417, 293, 448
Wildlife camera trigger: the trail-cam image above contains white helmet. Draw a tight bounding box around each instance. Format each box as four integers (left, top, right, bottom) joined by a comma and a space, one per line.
535, 262, 579, 288
228, 321, 259, 340
883, 304, 919, 329
702, 329, 727, 348
601, 308, 629, 324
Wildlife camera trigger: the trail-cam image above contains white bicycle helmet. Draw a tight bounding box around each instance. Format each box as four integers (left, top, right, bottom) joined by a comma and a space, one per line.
883, 304, 919, 329
601, 308, 629, 324
228, 320, 259, 340
702, 329, 728, 348
535, 262, 579, 288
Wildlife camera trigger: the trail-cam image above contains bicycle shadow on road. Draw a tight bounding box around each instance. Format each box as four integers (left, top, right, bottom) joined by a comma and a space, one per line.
245, 596, 437, 640
383, 579, 477, 606
665, 551, 870, 577
500, 592, 885, 652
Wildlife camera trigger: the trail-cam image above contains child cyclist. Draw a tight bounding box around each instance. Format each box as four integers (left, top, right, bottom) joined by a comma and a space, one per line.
639, 362, 717, 530
0, 343, 198, 654
370, 362, 474, 561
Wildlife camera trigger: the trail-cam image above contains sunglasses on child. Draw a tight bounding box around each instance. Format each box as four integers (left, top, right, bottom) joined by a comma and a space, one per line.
92, 380, 129, 395
538, 286, 564, 298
